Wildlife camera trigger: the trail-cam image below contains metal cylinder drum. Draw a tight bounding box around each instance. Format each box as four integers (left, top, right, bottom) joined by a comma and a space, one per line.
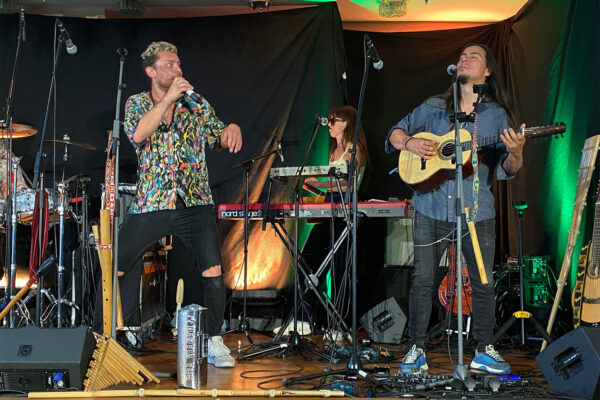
177, 304, 208, 388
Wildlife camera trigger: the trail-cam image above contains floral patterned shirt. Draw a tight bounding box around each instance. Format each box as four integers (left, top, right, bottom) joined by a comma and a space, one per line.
123, 91, 226, 214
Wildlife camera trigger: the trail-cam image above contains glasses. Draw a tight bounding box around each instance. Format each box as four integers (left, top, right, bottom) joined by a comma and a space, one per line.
328, 117, 344, 125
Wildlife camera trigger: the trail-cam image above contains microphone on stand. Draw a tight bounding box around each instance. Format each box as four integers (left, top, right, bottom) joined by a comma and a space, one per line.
20, 7, 26, 42
316, 113, 329, 126
57, 19, 77, 55
446, 64, 458, 76
365, 34, 383, 70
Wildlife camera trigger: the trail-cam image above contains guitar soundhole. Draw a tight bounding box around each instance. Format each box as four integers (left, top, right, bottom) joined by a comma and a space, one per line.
440, 143, 455, 159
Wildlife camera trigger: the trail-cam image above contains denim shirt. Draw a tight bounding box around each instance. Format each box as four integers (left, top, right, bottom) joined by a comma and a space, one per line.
385, 97, 512, 222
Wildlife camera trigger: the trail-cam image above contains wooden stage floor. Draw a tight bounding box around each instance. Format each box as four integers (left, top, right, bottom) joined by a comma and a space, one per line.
25, 329, 560, 399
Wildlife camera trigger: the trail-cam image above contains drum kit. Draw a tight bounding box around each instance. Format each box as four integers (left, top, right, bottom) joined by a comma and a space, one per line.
0, 121, 97, 329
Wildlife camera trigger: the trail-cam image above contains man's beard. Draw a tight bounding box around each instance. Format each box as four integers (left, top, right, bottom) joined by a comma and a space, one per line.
457, 74, 468, 85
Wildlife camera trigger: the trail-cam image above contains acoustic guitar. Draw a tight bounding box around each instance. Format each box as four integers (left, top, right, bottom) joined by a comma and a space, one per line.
397, 123, 566, 193
573, 179, 600, 327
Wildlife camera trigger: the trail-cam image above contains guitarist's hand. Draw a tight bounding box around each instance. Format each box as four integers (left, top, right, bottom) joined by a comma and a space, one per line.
500, 123, 526, 155
407, 137, 436, 160
501, 123, 526, 174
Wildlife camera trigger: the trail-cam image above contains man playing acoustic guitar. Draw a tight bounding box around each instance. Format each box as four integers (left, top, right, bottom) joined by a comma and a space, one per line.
386, 43, 525, 375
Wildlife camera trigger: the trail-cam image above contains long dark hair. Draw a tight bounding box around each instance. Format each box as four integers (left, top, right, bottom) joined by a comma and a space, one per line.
437, 43, 517, 128
328, 105, 371, 172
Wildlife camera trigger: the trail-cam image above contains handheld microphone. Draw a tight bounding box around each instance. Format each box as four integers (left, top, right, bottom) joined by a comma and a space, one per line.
365, 34, 383, 70
185, 90, 202, 104
316, 113, 329, 126
276, 141, 284, 163
446, 64, 457, 75
20, 7, 26, 42
57, 19, 77, 55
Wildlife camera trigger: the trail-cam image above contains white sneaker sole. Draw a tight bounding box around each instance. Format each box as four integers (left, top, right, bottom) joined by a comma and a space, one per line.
469, 361, 510, 374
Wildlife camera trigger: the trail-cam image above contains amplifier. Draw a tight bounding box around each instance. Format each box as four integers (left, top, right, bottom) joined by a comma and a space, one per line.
0, 326, 95, 392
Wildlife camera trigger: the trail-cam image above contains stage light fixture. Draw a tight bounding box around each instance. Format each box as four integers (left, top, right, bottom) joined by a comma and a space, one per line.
116, 0, 145, 17
249, 0, 270, 13
378, 0, 407, 18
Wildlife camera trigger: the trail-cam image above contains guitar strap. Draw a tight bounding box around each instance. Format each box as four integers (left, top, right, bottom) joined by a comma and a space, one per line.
466, 113, 480, 223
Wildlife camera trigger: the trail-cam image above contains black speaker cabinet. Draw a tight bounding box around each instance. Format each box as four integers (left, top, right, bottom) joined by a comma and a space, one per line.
0, 326, 95, 392
536, 327, 600, 400
359, 297, 407, 344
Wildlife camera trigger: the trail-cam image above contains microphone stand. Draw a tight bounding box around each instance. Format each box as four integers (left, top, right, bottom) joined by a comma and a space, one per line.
340, 33, 374, 372
224, 145, 280, 344
110, 48, 128, 339
284, 35, 377, 383
2, 10, 25, 328
449, 72, 474, 381
29, 21, 65, 326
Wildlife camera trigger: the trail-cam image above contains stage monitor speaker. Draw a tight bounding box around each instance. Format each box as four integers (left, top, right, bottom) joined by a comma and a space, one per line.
536, 326, 600, 400
359, 297, 407, 344
0, 326, 95, 392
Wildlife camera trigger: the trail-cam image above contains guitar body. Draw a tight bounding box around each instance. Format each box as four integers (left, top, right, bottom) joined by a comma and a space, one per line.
398, 129, 474, 193
581, 244, 600, 325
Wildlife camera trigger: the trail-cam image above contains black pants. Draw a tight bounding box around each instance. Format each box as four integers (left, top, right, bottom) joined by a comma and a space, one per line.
410, 211, 496, 351
96, 203, 225, 336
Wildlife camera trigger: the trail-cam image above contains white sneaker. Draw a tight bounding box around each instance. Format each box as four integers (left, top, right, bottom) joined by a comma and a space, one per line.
272, 321, 312, 336
207, 336, 235, 368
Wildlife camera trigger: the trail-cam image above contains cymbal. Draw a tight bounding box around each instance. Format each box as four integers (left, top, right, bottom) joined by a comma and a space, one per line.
0, 122, 38, 139
44, 139, 96, 150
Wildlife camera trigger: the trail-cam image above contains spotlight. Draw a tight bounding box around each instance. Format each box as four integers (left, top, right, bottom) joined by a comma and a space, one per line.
116, 0, 145, 17
249, 0, 270, 13
378, 0, 407, 18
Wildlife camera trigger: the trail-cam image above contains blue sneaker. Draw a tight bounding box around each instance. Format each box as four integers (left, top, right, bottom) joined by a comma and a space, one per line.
398, 345, 428, 375
469, 345, 511, 374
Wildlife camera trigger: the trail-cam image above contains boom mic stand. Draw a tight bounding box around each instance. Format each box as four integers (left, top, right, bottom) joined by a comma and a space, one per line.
225, 143, 281, 345
31, 19, 68, 327
284, 35, 380, 384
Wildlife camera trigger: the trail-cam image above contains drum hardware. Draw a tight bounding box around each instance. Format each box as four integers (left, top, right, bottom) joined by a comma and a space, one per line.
55, 181, 70, 327
43, 138, 97, 150
0, 122, 37, 139
5, 155, 22, 327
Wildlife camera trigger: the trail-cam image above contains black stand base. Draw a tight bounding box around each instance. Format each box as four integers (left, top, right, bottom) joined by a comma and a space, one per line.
492, 311, 553, 345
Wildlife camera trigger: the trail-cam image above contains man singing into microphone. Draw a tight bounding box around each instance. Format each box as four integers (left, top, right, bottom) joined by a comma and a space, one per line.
386, 43, 525, 375
121, 41, 242, 367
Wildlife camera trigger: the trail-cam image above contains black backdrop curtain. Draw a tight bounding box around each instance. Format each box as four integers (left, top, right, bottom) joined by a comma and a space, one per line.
0, 3, 347, 290
343, 0, 600, 302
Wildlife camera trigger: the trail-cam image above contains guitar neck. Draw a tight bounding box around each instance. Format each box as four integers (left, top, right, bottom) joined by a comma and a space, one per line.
462, 124, 566, 150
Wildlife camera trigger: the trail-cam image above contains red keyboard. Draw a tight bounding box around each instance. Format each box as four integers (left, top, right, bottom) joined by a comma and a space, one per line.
218, 201, 409, 220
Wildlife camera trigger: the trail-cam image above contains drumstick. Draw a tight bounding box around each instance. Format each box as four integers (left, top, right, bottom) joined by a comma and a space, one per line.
465, 207, 488, 285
